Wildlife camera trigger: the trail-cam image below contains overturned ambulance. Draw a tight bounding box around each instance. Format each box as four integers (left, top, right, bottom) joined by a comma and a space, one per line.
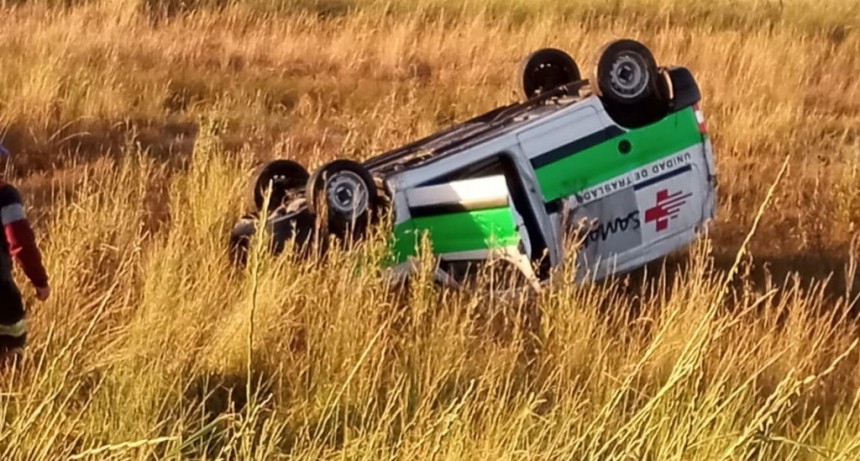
229, 39, 717, 288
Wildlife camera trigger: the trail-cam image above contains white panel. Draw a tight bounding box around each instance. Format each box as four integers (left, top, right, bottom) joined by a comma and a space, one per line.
405, 175, 510, 208
516, 105, 603, 160
567, 144, 715, 283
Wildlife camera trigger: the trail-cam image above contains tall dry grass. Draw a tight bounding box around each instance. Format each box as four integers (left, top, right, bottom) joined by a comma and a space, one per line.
0, 0, 858, 459
2, 123, 859, 459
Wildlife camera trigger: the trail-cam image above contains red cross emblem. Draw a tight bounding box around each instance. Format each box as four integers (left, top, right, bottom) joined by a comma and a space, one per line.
644, 189, 692, 232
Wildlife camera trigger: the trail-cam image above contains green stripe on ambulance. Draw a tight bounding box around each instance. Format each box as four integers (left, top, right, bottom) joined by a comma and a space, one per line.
391, 206, 520, 261
535, 107, 703, 202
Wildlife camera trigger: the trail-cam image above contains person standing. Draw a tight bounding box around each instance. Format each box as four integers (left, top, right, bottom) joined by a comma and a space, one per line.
0, 144, 49, 356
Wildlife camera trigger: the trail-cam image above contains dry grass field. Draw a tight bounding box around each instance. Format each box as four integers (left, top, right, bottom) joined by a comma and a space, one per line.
0, 0, 859, 459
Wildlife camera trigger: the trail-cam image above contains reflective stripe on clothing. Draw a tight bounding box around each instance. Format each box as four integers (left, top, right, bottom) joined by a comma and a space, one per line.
0, 319, 25, 338
0, 203, 25, 225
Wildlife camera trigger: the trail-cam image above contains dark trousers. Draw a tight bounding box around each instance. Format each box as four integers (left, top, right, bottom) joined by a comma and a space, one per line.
0, 280, 26, 350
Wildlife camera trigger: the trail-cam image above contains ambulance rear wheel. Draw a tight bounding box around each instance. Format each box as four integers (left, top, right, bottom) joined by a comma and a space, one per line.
593, 39, 665, 105
306, 159, 378, 238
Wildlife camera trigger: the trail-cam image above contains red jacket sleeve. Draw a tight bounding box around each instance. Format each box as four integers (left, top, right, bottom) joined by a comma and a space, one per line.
1, 183, 48, 288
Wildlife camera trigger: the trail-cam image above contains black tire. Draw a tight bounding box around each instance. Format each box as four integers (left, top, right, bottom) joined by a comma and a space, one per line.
306, 159, 378, 237
519, 48, 581, 99
252, 160, 309, 213
593, 39, 663, 105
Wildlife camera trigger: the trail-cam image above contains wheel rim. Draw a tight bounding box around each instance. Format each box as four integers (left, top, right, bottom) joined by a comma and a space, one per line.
254, 161, 309, 211
260, 174, 288, 195
533, 62, 566, 89
325, 171, 369, 218
268, 173, 290, 189
609, 52, 649, 99
258, 174, 290, 207
524, 52, 578, 97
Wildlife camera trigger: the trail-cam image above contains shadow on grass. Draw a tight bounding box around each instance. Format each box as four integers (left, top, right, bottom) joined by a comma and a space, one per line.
612, 244, 859, 319
179, 368, 279, 456
179, 365, 370, 456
